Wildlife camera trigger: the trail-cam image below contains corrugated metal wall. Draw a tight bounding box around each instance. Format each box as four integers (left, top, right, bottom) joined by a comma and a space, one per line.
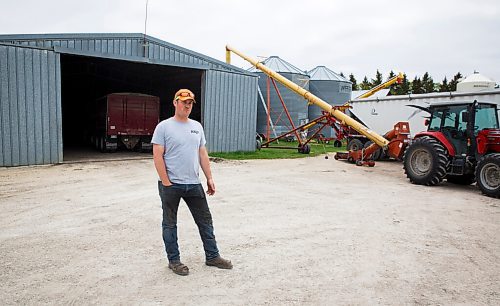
0, 34, 258, 164
0, 45, 62, 166
203, 70, 258, 152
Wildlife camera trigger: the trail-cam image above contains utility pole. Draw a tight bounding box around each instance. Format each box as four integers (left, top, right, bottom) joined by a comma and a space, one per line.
143, 0, 149, 57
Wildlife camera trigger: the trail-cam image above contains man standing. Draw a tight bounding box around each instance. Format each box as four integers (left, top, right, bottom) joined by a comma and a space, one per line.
152, 88, 232, 276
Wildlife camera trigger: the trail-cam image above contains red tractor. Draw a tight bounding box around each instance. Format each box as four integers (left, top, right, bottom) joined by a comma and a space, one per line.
403, 101, 500, 198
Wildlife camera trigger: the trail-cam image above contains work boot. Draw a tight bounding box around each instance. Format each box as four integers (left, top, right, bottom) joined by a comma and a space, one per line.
206, 256, 233, 269
168, 262, 189, 276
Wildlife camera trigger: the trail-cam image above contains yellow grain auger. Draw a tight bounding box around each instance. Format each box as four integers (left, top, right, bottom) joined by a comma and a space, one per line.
225, 45, 410, 165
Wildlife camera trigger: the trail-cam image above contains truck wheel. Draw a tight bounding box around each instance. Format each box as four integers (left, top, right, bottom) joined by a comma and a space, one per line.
96, 136, 102, 151
347, 139, 363, 151
447, 174, 476, 185
100, 137, 107, 153
403, 136, 448, 186
363, 141, 382, 160
475, 153, 500, 198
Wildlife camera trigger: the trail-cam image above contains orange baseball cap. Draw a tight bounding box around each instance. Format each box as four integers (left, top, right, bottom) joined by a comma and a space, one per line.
174, 89, 196, 103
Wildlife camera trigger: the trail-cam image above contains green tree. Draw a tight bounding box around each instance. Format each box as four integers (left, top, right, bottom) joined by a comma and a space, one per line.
360, 76, 371, 90
349, 73, 358, 91
371, 69, 383, 87
422, 72, 435, 93
448, 72, 463, 91
394, 74, 410, 95
411, 76, 424, 94
387, 70, 396, 80
439, 76, 450, 92
387, 70, 397, 95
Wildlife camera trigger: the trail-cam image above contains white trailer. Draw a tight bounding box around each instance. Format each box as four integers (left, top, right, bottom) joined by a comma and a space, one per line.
350, 89, 500, 137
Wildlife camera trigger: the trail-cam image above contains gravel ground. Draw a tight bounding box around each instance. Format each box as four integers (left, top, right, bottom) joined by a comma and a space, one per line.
0, 155, 499, 305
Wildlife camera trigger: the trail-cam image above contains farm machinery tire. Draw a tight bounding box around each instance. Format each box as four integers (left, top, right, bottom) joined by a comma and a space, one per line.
403, 136, 448, 186
475, 153, 500, 198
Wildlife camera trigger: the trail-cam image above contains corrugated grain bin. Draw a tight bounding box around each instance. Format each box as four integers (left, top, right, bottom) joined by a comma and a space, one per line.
307, 66, 351, 138
249, 56, 309, 138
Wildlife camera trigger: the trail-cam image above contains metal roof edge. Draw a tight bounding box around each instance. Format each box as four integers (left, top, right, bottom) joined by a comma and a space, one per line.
0, 33, 252, 76
142, 34, 252, 75
208, 67, 259, 77
282, 59, 307, 75
0, 33, 144, 40
0, 41, 54, 51
351, 88, 500, 103
426, 100, 498, 106
310, 78, 352, 83
53, 46, 210, 70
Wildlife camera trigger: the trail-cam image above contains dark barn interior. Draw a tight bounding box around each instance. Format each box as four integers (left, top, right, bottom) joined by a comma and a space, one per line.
60, 54, 204, 157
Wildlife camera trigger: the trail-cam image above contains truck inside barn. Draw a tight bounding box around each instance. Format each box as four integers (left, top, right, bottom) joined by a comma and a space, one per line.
60, 54, 203, 155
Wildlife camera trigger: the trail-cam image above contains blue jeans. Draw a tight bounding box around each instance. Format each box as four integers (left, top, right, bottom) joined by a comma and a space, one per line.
158, 181, 219, 263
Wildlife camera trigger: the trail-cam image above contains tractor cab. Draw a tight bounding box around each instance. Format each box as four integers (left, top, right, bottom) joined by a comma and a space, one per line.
425, 101, 499, 158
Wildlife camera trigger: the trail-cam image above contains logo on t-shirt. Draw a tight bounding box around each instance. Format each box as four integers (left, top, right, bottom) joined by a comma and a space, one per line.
191, 130, 199, 134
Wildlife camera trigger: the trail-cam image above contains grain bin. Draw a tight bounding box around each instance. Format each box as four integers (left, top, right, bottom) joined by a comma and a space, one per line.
307, 66, 351, 138
249, 56, 309, 138
457, 72, 496, 92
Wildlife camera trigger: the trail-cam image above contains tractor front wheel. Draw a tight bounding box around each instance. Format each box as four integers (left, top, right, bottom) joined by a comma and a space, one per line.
475, 153, 500, 198
403, 136, 448, 186
347, 138, 363, 151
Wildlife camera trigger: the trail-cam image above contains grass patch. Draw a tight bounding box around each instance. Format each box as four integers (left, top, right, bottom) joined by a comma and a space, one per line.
209, 141, 346, 160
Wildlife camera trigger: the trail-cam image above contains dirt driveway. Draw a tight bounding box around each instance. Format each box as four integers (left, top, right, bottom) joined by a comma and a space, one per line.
1, 155, 499, 305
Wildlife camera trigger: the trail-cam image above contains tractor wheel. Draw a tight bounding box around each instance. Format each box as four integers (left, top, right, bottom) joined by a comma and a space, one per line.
333, 140, 342, 148
347, 138, 363, 151
403, 136, 448, 186
475, 153, 500, 198
363, 141, 382, 161
447, 174, 476, 185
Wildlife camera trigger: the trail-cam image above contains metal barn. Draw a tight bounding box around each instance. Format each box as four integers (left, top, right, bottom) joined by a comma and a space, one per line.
0, 33, 258, 166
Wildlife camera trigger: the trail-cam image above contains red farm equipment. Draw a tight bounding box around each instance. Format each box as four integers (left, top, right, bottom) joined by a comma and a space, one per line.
403, 101, 500, 198
225, 45, 499, 198
91, 93, 160, 152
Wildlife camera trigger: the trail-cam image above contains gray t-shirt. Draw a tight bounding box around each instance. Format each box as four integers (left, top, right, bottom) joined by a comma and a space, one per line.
151, 118, 207, 184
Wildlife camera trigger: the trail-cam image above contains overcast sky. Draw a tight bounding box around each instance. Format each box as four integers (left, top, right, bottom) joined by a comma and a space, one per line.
1, 0, 499, 83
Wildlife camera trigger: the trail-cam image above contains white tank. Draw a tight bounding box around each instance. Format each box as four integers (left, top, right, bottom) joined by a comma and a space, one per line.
457, 72, 496, 92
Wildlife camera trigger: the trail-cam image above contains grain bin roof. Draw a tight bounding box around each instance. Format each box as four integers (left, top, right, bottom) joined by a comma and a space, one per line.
308, 66, 350, 82
459, 72, 495, 84
248, 56, 306, 74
